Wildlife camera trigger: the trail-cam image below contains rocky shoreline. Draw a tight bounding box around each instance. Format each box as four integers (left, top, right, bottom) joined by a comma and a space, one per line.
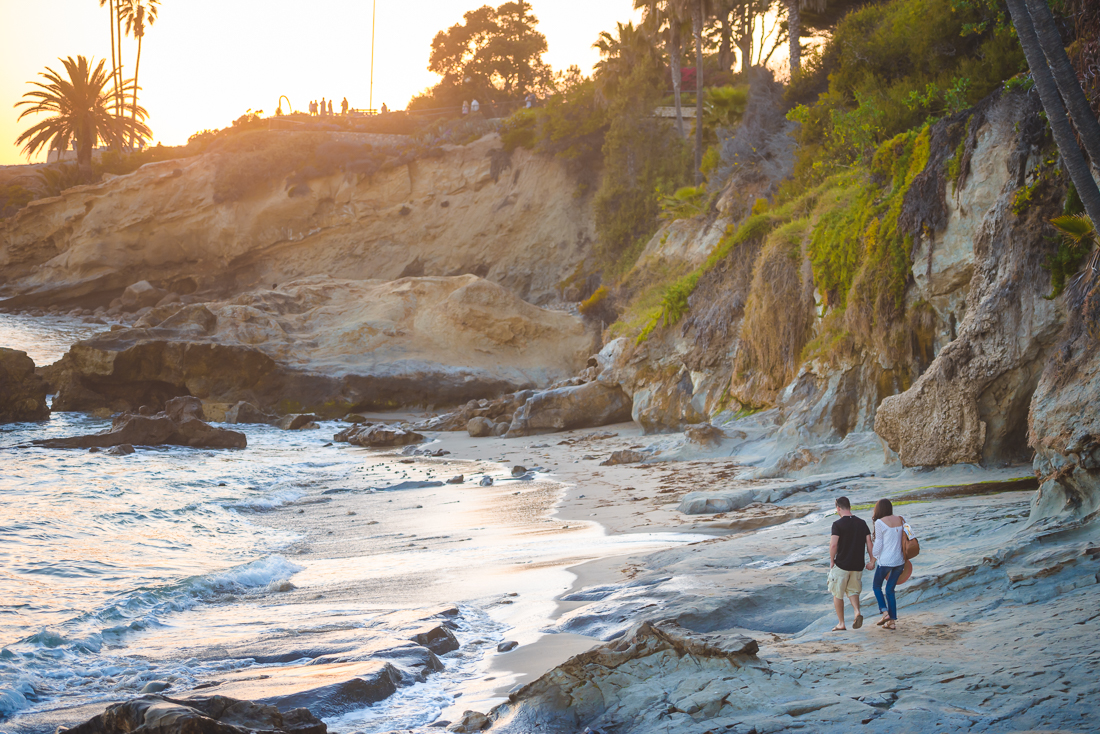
22, 416, 1098, 734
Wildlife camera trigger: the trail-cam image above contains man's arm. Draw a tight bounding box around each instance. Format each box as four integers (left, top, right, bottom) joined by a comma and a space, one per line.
865, 534, 875, 570
829, 535, 839, 568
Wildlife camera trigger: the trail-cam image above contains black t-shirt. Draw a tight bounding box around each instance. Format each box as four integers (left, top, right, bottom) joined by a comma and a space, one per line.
831, 515, 871, 572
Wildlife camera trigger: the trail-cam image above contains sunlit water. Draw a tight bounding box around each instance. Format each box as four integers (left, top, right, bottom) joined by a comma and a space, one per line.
0, 314, 708, 733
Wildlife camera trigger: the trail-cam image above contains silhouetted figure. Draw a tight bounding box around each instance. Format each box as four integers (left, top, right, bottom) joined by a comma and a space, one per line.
327, 99, 333, 115
462, 100, 469, 115
470, 99, 480, 113
341, 97, 348, 115
381, 102, 388, 114
320, 97, 327, 116
309, 100, 316, 115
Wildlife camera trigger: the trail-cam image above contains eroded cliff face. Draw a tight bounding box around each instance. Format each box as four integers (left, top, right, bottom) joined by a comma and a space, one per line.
875, 93, 1065, 467
596, 90, 1074, 478
0, 133, 594, 308
1028, 306, 1100, 523
46, 275, 596, 416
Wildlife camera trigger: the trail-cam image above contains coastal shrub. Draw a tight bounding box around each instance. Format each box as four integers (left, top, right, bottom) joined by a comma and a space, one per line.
786, 0, 1023, 183
1045, 213, 1096, 299
497, 80, 608, 191
734, 219, 815, 394
500, 108, 539, 152
576, 285, 614, 325
843, 127, 931, 356
0, 184, 34, 218
210, 131, 389, 203
658, 185, 709, 221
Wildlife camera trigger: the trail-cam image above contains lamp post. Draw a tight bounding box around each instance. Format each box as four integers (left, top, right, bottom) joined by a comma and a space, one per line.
369, 0, 377, 114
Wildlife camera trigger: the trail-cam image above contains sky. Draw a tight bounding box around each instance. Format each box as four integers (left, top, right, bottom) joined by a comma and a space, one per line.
0, 0, 642, 165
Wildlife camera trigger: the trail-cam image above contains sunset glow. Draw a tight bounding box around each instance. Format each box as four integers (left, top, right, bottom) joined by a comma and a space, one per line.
0, 0, 639, 164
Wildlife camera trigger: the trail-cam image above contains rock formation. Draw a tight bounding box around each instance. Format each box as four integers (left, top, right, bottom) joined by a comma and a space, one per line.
505, 380, 633, 437
45, 275, 595, 416
490, 622, 762, 733
0, 133, 593, 310
1028, 312, 1100, 523
57, 694, 326, 734
875, 94, 1064, 466
34, 396, 245, 449
0, 347, 49, 422
335, 424, 424, 447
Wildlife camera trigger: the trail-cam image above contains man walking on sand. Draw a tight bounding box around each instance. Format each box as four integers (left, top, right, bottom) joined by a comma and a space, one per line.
828, 496, 873, 631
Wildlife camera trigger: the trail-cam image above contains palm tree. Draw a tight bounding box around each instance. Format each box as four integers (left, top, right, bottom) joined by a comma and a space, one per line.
672, 0, 717, 183
593, 22, 661, 103
635, 0, 689, 137
119, 0, 159, 148
1004, 0, 1100, 232
15, 56, 151, 175
1023, 0, 1100, 168
97, 0, 119, 113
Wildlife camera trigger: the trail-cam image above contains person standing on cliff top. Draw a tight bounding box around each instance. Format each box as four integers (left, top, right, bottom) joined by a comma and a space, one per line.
828, 496, 873, 631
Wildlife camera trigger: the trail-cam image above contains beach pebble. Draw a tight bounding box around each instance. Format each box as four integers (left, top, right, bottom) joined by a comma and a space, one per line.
497, 640, 518, 652
511, 465, 527, 477
479, 477, 494, 486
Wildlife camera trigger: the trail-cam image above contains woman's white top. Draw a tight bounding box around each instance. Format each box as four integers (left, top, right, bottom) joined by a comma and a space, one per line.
873, 518, 906, 568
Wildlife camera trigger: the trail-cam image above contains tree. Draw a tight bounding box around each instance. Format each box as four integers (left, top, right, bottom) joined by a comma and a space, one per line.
97, 0, 119, 113
119, 0, 159, 148
1003, 0, 1100, 233
593, 22, 662, 104
14, 56, 150, 175
635, 0, 690, 137
786, 0, 826, 73
423, 1, 553, 109
671, 0, 718, 183
1023, 0, 1100, 168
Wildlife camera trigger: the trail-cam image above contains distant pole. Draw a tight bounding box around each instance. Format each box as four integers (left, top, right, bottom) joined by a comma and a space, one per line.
369, 0, 377, 113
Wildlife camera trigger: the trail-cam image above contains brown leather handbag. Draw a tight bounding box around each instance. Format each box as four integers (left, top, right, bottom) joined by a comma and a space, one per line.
901, 518, 920, 559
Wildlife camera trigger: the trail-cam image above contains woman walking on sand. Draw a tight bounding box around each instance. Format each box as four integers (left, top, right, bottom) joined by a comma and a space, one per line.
868, 499, 907, 630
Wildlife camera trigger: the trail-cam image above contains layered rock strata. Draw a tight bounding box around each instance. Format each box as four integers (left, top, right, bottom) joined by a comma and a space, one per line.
0, 133, 594, 309
45, 275, 595, 416
1027, 309, 1100, 522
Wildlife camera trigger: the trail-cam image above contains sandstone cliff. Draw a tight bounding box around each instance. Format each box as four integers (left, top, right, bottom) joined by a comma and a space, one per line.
0, 132, 594, 309
46, 275, 596, 416
592, 89, 1080, 480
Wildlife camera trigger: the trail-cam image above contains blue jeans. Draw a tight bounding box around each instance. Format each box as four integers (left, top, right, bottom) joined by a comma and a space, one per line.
873, 564, 904, 620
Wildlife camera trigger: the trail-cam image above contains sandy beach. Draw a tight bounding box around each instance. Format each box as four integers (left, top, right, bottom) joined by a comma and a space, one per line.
186, 415, 1099, 733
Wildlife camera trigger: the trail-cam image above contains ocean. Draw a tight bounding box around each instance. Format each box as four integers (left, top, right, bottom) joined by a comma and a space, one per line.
0, 313, 706, 732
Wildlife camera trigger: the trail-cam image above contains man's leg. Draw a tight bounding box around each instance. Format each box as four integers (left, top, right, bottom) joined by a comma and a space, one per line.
848, 593, 862, 618
833, 596, 846, 628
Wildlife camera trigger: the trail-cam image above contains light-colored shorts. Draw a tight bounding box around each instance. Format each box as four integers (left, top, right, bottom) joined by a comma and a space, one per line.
827, 565, 863, 599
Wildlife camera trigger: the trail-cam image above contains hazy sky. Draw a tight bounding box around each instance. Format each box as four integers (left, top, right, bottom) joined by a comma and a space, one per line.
0, 0, 641, 165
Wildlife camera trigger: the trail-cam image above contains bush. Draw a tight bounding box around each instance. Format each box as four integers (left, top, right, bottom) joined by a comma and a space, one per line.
787, 0, 1023, 183
659, 185, 709, 221
0, 184, 34, 218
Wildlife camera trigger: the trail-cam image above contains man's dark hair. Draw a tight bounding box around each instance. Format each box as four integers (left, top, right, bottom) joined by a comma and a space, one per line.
835, 496, 851, 510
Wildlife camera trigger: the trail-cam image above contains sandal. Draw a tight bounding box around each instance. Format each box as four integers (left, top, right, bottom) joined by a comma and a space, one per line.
876, 614, 889, 626
883, 619, 896, 630
853, 614, 864, 629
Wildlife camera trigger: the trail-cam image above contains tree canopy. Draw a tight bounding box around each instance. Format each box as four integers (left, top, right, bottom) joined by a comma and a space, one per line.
415, 1, 554, 110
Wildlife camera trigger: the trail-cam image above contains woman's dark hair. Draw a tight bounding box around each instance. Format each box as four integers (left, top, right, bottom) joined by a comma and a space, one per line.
872, 499, 894, 522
